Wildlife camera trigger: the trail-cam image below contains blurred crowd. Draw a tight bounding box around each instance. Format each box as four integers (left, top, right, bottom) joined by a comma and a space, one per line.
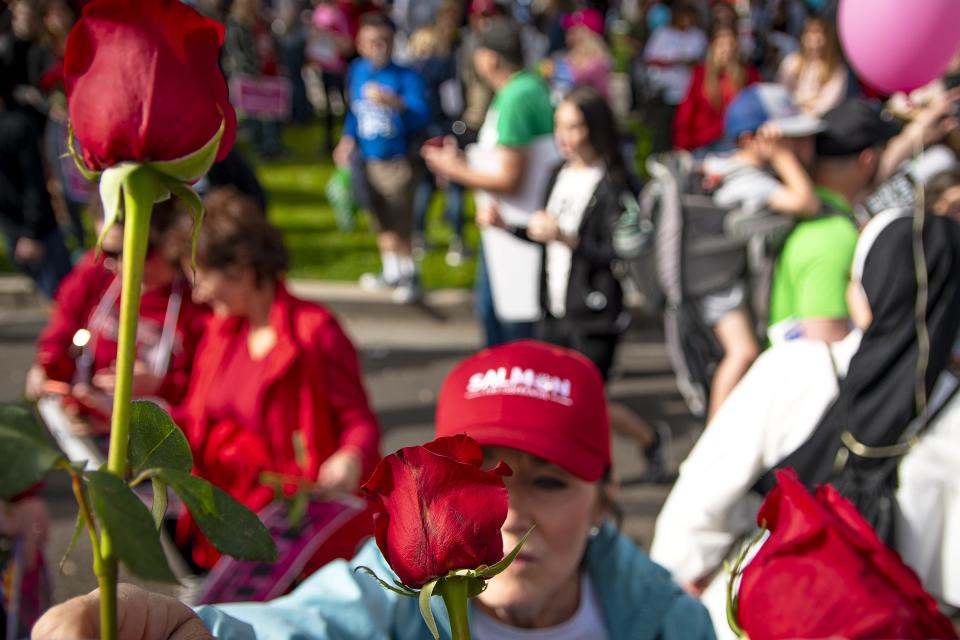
2, 0, 960, 638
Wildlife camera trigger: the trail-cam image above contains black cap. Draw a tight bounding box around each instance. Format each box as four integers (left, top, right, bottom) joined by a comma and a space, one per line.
476, 16, 525, 67
815, 99, 903, 158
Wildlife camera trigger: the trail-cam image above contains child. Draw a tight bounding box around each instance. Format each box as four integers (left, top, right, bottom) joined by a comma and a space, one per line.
332, 13, 430, 304
699, 83, 823, 418
407, 26, 467, 266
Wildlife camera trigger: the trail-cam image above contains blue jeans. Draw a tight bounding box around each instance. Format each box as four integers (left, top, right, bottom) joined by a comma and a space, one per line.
413, 175, 465, 240
7, 228, 73, 298
475, 247, 536, 347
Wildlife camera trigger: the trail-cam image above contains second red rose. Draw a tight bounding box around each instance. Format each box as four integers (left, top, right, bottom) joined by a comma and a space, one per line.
363, 435, 511, 588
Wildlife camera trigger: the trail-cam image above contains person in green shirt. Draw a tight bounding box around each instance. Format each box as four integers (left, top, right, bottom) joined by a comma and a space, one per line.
423, 16, 555, 346
768, 100, 901, 344
768, 91, 960, 345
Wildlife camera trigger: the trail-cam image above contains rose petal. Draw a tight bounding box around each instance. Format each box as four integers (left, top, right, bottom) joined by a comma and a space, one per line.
65, 0, 234, 169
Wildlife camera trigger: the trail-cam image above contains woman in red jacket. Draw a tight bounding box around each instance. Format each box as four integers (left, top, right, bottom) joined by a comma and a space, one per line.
176, 187, 381, 572
673, 24, 759, 155
25, 198, 208, 433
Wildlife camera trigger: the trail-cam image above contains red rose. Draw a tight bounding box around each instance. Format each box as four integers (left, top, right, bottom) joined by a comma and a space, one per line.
64, 0, 235, 172
363, 435, 511, 588
736, 470, 957, 640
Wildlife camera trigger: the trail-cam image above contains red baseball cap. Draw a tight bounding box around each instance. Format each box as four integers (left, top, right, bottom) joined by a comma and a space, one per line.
435, 340, 611, 482
561, 8, 605, 35
469, 0, 499, 17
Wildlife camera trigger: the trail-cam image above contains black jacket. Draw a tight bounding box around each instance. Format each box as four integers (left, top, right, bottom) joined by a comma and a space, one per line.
518, 162, 626, 335
0, 109, 57, 241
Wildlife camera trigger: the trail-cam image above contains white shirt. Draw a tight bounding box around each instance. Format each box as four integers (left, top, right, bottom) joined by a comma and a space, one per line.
650, 331, 960, 636
473, 574, 609, 640
643, 26, 707, 105
544, 165, 605, 318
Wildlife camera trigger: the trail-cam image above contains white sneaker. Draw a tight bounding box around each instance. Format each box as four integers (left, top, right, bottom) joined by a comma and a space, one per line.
359, 272, 396, 291
445, 238, 467, 267
392, 277, 423, 304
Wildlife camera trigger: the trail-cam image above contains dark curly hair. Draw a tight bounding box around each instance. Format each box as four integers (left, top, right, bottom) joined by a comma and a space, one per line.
195, 186, 289, 287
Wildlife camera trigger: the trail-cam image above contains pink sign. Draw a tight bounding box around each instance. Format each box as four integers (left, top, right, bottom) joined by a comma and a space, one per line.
230, 74, 292, 120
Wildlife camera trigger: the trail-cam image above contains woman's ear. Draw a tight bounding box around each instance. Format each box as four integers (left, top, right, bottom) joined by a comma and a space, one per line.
594, 478, 621, 527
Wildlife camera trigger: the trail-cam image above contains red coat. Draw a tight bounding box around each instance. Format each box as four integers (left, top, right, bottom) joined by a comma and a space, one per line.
35, 250, 208, 408
176, 282, 381, 569
673, 63, 761, 151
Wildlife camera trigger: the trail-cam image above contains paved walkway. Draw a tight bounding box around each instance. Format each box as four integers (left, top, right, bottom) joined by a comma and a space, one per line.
0, 275, 701, 604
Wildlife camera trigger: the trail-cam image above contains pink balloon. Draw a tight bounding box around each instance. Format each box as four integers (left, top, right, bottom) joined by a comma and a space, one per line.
839, 0, 960, 94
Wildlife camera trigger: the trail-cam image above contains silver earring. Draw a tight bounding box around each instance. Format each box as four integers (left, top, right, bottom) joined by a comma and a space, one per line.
589, 526, 601, 537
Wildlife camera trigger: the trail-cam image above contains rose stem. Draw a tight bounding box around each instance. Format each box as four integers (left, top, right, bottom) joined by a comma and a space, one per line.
440, 577, 472, 640
97, 167, 159, 640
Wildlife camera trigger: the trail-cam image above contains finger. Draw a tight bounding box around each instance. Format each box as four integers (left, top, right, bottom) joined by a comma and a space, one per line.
32, 593, 99, 639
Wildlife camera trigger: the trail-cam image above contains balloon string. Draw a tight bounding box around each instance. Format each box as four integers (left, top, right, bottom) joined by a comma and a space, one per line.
912, 136, 929, 421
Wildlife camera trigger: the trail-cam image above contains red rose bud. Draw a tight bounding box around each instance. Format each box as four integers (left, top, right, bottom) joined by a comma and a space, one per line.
363, 435, 511, 588
734, 470, 957, 640
64, 0, 236, 173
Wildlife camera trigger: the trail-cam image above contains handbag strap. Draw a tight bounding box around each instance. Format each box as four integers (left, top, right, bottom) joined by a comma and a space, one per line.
840, 373, 960, 460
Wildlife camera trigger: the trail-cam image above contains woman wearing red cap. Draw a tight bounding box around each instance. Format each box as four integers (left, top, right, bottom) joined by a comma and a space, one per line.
36, 341, 716, 640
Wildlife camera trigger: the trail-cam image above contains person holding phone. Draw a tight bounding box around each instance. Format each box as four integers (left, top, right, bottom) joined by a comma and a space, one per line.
24, 198, 208, 435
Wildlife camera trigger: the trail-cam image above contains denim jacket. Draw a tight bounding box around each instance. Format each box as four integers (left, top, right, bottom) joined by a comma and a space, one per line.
197, 523, 716, 640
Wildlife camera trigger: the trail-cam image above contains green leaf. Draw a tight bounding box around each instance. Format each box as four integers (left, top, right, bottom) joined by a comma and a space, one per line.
85, 470, 177, 583
149, 118, 225, 183
151, 479, 168, 531
96, 163, 140, 249
418, 578, 441, 640
158, 469, 276, 562
288, 492, 308, 531
127, 401, 192, 475
66, 124, 101, 182
353, 566, 418, 597
0, 405, 63, 498
476, 525, 535, 579
59, 513, 85, 574
161, 178, 205, 271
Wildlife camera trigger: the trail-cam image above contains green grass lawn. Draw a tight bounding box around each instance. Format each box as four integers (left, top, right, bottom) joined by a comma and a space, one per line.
3, 119, 652, 290
255, 122, 479, 289
0, 121, 480, 290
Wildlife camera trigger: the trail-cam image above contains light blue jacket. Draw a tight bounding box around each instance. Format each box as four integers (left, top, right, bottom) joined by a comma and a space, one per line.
197, 523, 716, 640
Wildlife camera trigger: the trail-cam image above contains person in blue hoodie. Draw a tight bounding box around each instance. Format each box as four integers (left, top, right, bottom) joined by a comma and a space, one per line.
333, 13, 431, 304
34, 341, 716, 640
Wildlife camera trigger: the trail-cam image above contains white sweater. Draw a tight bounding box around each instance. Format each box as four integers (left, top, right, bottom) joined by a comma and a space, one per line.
651, 331, 960, 636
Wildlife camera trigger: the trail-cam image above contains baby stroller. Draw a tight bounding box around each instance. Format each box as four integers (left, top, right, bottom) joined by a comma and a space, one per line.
642, 151, 793, 418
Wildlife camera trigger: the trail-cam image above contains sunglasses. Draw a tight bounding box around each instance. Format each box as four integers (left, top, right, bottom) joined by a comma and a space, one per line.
101, 239, 159, 261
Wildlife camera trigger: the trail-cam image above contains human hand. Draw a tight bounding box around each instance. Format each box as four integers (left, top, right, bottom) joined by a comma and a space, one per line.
526, 210, 561, 243
316, 448, 363, 494
32, 583, 213, 640
332, 136, 355, 168
363, 83, 402, 109
748, 123, 789, 161
66, 384, 112, 435
913, 87, 960, 146
25, 365, 49, 402
1, 497, 49, 571
92, 361, 162, 397
14, 237, 45, 263
475, 203, 506, 229
681, 580, 705, 598
421, 137, 462, 178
